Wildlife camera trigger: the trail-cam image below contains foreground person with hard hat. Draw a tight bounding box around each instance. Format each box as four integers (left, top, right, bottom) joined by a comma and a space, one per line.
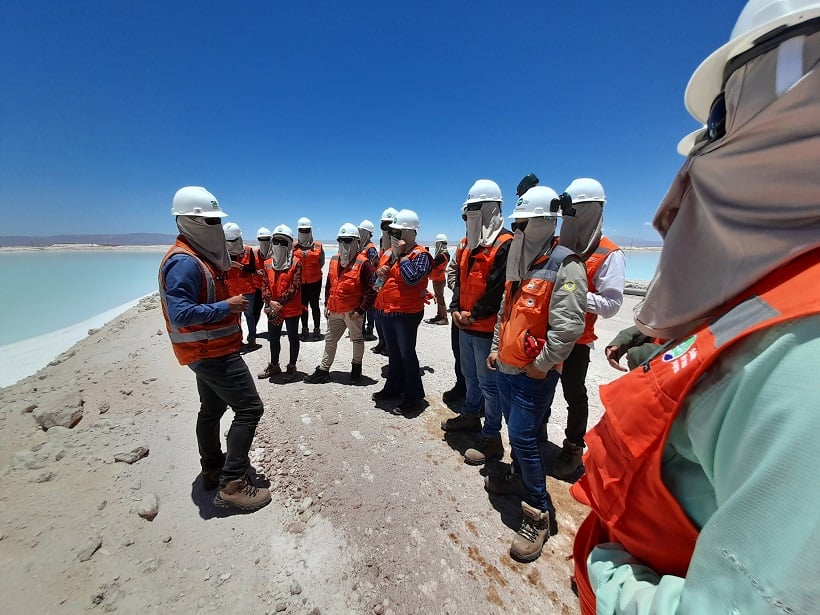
223, 222, 264, 347
571, 1, 820, 612
357, 219, 379, 341
550, 178, 624, 479
372, 208, 433, 416
258, 224, 303, 382
371, 207, 399, 355
424, 233, 451, 325
158, 186, 270, 512
294, 217, 325, 341
304, 223, 377, 384
485, 185, 587, 562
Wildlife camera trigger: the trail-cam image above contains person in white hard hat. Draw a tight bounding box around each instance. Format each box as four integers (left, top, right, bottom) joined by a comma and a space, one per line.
304, 223, 377, 385
251, 227, 273, 333
570, 2, 820, 612
485, 185, 587, 563
357, 219, 379, 341
294, 217, 325, 341
258, 224, 303, 382
371, 207, 399, 355
372, 208, 433, 416
158, 186, 271, 512
223, 222, 264, 347
549, 178, 625, 479
424, 233, 451, 325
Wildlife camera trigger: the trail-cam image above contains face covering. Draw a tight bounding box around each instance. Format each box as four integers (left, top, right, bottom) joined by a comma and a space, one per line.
176, 216, 232, 271
636, 32, 820, 340
434, 241, 447, 258
297, 229, 313, 248
338, 239, 360, 267
465, 201, 503, 250
558, 201, 603, 260
505, 217, 558, 282
358, 228, 372, 246
271, 237, 293, 271
227, 237, 244, 257
390, 229, 416, 262
380, 222, 392, 252
257, 238, 272, 260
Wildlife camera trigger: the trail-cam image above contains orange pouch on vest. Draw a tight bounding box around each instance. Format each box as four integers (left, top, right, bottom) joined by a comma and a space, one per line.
523, 330, 545, 358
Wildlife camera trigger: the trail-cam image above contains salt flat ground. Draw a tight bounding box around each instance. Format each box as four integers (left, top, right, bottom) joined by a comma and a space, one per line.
0, 288, 641, 614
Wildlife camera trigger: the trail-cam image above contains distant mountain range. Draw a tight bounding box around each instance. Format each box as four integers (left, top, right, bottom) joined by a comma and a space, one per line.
0, 233, 663, 248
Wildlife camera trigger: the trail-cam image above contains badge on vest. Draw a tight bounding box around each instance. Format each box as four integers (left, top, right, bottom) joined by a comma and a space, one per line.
662, 335, 698, 373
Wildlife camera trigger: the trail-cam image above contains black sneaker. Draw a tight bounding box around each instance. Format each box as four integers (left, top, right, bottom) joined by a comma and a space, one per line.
440, 412, 482, 432
442, 385, 466, 404
372, 388, 400, 402
304, 367, 331, 384
484, 470, 525, 496
390, 398, 426, 416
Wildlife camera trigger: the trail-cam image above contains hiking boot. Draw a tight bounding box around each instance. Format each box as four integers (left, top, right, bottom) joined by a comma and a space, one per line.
304, 366, 331, 384
200, 468, 222, 491
371, 343, 387, 355
281, 364, 297, 382
349, 362, 362, 383
363, 332, 377, 341
464, 435, 504, 466
213, 476, 271, 512
299, 328, 309, 341
312, 327, 322, 340
484, 469, 524, 496
247, 336, 256, 346
552, 440, 584, 479
440, 412, 481, 432
510, 502, 558, 562
390, 398, 425, 416
257, 363, 281, 379
442, 384, 466, 404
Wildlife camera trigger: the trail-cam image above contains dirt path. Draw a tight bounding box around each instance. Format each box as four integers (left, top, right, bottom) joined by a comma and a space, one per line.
0, 290, 640, 614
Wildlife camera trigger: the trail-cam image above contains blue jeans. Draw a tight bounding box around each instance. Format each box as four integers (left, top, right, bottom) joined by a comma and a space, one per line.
379, 310, 424, 401
497, 369, 560, 512
243, 292, 257, 340
191, 352, 264, 483
458, 330, 500, 437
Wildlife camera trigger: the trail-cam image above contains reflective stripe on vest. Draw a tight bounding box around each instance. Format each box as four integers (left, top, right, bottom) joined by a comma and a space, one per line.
327, 254, 366, 313
263, 259, 303, 319
375, 246, 431, 313
570, 248, 820, 614
577, 237, 620, 345
497, 245, 574, 368
458, 232, 513, 333
296, 241, 323, 283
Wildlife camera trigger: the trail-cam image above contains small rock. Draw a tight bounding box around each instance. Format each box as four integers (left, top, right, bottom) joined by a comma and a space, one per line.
32, 393, 84, 430
77, 535, 102, 562
298, 497, 313, 513
98, 401, 110, 415
275, 602, 288, 612
33, 471, 54, 483
142, 377, 157, 385
22, 403, 37, 413
138, 493, 159, 521
97, 500, 107, 511
114, 446, 149, 464
287, 521, 307, 534
129, 479, 142, 490
120, 389, 133, 396
162, 536, 172, 543
289, 582, 302, 595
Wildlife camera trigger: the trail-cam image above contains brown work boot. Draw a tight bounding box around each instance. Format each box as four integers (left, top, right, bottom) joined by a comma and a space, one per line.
484, 469, 524, 495
213, 476, 271, 511
281, 364, 298, 382
257, 363, 281, 379
510, 502, 558, 562
440, 412, 481, 432
551, 439, 584, 479
464, 435, 504, 466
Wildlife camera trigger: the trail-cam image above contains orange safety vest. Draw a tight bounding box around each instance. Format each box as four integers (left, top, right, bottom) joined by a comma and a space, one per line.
429, 249, 450, 283
263, 259, 303, 319
295, 241, 323, 284
458, 232, 513, 334
225, 246, 260, 296
361, 241, 378, 266
327, 253, 368, 314
577, 237, 620, 345
374, 246, 431, 314
158, 238, 242, 366
569, 249, 820, 615
497, 246, 575, 368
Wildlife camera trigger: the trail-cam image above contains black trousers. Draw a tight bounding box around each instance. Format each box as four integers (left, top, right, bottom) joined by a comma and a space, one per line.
560, 343, 591, 446
300, 280, 322, 330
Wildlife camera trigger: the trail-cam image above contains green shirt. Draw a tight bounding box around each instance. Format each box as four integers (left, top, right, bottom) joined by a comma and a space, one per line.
588, 315, 820, 613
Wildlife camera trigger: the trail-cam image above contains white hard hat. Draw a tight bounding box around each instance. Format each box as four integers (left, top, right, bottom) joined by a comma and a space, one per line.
685, 0, 820, 123
272, 224, 294, 241
171, 186, 227, 218
435, 233, 448, 242
565, 178, 606, 205
509, 186, 561, 219
358, 219, 375, 233
389, 209, 420, 231
337, 222, 360, 239
676, 126, 707, 156
297, 217, 312, 229
223, 222, 242, 240
464, 179, 503, 205
380, 207, 399, 222
257, 226, 272, 239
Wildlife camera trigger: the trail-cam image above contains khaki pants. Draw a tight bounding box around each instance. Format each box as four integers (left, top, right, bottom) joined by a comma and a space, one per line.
432, 280, 447, 318
321, 311, 365, 370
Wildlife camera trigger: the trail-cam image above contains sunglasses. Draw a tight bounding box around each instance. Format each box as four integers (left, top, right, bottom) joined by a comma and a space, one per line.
464, 202, 486, 212
388, 229, 404, 239
204, 217, 222, 226
271, 238, 289, 246
227, 237, 241, 242
511, 219, 528, 232
338, 237, 355, 244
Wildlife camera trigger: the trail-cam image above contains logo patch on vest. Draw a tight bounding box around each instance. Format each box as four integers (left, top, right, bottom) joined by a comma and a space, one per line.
662, 335, 699, 373
563, 281, 577, 292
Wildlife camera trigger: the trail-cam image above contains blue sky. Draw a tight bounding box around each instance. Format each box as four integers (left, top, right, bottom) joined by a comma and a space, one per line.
1, 1, 744, 244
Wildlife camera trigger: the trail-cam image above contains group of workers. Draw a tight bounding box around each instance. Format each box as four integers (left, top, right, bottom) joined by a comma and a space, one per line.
158, 1, 820, 610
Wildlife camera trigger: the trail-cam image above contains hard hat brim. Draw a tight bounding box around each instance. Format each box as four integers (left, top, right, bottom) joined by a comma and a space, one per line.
685, 7, 820, 123
677, 126, 707, 155
175, 210, 228, 218
508, 211, 559, 219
